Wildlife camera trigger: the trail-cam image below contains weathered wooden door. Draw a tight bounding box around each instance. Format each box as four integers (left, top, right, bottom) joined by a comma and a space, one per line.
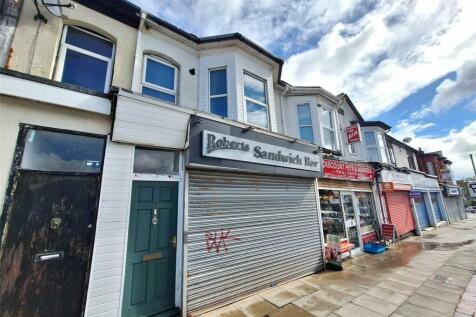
0, 171, 100, 317
123, 181, 178, 317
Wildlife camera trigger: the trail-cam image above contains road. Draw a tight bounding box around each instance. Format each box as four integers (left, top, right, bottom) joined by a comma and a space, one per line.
198, 214, 476, 317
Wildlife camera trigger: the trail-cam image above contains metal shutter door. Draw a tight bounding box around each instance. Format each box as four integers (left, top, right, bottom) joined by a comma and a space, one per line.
386, 192, 415, 236
431, 193, 443, 221
187, 171, 324, 312
444, 197, 461, 223
414, 197, 430, 229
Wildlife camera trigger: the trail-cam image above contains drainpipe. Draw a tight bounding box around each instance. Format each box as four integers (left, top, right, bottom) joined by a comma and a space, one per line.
374, 165, 388, 224
131, 11, 147, 92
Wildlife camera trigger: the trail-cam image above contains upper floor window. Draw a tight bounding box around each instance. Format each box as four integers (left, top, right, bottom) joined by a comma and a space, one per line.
407, 153, 416, 170
364, 131, 388, 163
320, 107, 337, 150
296, 103, 314, 143
59, 26, 114, 93
388, 146, 396, 165
426, 161, 436, 175
209, 68, 228, 117
348, 142, 357, 155
377, 134, 389, 163
244, 72, 269, 129
142, 55, 177, 104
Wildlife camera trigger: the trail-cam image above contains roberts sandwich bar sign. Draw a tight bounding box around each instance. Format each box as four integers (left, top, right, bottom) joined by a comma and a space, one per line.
202, 130, 321, 172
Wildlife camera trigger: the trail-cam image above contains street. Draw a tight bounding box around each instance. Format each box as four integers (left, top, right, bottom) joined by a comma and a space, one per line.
199, 214, 476, 317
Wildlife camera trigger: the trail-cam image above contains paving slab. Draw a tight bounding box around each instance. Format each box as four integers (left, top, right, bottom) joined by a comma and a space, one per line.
395, 302, 447, 317
352, 293, 399, 316
232, 295, 277, 317
259, 287, 300, 308
292, 292, 340, 317
267, 304, 316, 317
327, 281, 367, 297
200, 306, 248, 317
416, 285, 462, 304
309, 288, 354, 306
334, 302, 385, 317
423, 279, 466, 295
365, 286, 409, 305
376, 279, 417, 296
407, 292, 457, 315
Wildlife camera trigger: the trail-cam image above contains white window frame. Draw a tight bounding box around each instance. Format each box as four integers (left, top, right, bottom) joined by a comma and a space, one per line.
426, 161, 436, 175
243, 71, 270, 129
55, 25, 115, 93
364, 130, 389, 163
388, 146, 397, 165
296, 102, 314, 143
364, 131, 380, 162
208, 67, 228, 117
348, 142, 357, 155
319, 106, 338, 151
141, 55, 178, 104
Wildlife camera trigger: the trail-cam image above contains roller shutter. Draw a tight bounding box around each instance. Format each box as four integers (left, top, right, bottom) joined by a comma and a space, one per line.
186, 171, 323, 312
430, 192, 443, 221
386, 192, 415, 236
444, 197, 462, 223
414, 196, 430, 229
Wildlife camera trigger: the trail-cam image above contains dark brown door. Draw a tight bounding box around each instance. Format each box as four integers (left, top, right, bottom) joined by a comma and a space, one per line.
0, 170, 100, 317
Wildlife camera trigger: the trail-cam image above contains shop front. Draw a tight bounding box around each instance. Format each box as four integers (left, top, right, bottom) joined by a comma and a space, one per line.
185, 115, 324, 314
443, 185, 467, 223
407, 172, 445, 232
379, 168, 416, 238
319, 159, 379, 253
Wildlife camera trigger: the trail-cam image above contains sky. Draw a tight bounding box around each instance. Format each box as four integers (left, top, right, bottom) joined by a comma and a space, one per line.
131, 0, 476, 179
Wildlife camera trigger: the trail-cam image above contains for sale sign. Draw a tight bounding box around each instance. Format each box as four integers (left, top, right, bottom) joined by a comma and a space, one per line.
346, 124, 361, 144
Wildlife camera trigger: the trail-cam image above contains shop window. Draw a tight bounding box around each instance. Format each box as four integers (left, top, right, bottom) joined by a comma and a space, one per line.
320, 107, 337, 151
244, 72, 269, 129
356, 192, 377, 234
319, 190, 345, 241
296, 103, 314, 143
21, 129, 105, 173
142, 55, 178, 104
133, 148, 179, 174
209, 68, 228, 117
58, 25, 114, 92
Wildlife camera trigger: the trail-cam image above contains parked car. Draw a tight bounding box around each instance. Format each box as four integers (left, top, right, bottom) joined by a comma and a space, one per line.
466, 206, 476, 213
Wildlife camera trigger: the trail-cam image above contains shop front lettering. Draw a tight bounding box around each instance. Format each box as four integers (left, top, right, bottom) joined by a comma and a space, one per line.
205, 230, 240, 255
205, 132, 319, 169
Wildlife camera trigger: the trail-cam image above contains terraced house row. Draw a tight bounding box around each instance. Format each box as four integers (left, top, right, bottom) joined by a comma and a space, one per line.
0, 1, 467, 317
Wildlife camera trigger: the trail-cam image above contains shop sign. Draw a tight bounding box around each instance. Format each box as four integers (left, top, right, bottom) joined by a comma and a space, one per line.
410, 172, 439, 190
202, 130, 321, 172
408, 191, 422, 198
380, 169, 411, 185
381, 182, 395, 192
346, 124, 361, 144
381, 223, 396, 241
323, 159, 374, 182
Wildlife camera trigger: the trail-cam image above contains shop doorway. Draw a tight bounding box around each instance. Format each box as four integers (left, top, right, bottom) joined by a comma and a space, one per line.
0, 127, 105, 317
341, 192, 361, 249
122, 181, 178, 317
414, 196, 431, 229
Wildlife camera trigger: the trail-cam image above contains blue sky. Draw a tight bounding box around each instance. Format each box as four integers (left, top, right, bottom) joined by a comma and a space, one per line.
132, 0, 476, 178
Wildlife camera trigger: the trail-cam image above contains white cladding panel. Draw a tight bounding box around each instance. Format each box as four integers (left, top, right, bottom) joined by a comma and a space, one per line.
186, 171, 324, 312
85, 139, 134, 317
112, 95, 190, 149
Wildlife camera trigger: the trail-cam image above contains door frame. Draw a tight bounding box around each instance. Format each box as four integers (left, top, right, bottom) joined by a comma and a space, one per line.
119, 147, 185, 315
0, 124, 107, 317
340, 191, 363, 251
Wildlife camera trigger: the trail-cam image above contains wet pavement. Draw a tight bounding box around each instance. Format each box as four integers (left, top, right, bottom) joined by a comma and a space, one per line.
197, 214, 476, 317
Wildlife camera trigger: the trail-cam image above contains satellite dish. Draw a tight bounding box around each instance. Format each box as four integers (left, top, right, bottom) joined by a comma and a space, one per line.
403, 137, 412, 143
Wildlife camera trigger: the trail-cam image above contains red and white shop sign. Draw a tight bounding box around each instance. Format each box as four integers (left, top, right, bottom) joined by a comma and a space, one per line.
323, 159, 375, 182
346, 124, 361, 143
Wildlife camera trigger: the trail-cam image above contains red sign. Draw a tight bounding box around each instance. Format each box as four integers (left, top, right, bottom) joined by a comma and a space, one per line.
381, 182, 395, 192
346, 124, 361, 143
381, 223, 396, 240
323, 159, 374, 182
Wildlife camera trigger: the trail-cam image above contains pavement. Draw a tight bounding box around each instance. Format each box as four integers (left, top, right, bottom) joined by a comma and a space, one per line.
197, 214, 476, 317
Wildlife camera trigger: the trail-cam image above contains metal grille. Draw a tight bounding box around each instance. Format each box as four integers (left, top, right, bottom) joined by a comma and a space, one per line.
186, 170, 323, 312
386, 191, 415, 236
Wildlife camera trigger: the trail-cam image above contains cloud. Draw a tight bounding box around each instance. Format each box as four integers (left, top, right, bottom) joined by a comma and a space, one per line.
282, 0, 476, 118
412, 60, 476, 119
390, 120, 476, 179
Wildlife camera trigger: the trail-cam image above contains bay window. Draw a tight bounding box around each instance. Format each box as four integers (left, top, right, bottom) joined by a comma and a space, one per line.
296, 103, 314, 143
209, 68, 228, 117
58, 25, 114, 92
141, 55, 177, 104
364, 130, 389, 163
320, 107, 337, 150
244, 72, 269, 129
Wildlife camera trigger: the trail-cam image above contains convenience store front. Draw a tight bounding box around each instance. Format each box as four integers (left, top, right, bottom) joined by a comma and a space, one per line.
319, 159, 379, 252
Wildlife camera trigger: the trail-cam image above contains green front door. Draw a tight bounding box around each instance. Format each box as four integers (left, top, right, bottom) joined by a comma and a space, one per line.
123, 181, 178, 317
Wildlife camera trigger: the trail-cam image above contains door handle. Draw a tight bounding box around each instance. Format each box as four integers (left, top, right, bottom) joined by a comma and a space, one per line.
152, 208, 158, 225
34, 251, 64, 263
170, 236, 177, 248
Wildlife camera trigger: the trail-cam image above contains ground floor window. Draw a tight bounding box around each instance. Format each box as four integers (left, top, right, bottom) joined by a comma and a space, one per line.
319, 190, 345, 241
356, 192, 377, 233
